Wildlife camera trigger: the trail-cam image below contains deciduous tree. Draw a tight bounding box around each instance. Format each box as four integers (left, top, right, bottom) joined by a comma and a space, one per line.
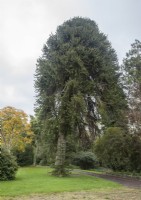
122, 40, 141, 135
0, 106, 33, 152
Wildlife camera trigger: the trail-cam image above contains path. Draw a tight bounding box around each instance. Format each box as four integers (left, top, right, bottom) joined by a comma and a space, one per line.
78, 170, 141, 188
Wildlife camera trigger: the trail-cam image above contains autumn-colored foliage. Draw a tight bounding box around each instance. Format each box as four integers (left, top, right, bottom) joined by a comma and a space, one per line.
0, 106, 33, 152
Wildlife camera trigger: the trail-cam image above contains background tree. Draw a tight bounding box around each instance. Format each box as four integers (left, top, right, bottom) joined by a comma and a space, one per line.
35, 17, 127, 176
30, 115, 43, 166
0, 106, 33, 152
122, 40, 141, 135
14, 144, 34, 167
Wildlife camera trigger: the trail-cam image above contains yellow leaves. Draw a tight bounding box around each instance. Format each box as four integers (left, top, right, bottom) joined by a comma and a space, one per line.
0, 106, 34, 152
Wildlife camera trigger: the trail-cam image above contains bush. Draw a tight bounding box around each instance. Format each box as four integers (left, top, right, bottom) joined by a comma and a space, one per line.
0, 149, 18, 181
129, 135, 141, 172
95, 128, 141, 172
94, 127, 132, 171
73, 151, 98, 170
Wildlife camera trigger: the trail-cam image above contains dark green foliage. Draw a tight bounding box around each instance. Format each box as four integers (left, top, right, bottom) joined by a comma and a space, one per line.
35, 17, 127, 175
35, 17, 126, 130
129, 135, 141, 172
94, 127, 131, 171
13, 145, 34, 166
94, 127, 141, 172
0, 149, 18, 181
52, 165, 71, 177
73, 151, 98, 170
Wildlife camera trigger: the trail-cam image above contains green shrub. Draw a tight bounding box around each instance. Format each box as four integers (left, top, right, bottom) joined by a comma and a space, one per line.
0, 149, 18, 181
94, 127, 131, 171
73, 151, 98, 170
95, 127, 141, 172
129, 135, 141, 172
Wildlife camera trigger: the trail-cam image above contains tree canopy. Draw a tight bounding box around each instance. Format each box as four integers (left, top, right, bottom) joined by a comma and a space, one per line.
122, 40, 141, 135
0, 106, 33, 152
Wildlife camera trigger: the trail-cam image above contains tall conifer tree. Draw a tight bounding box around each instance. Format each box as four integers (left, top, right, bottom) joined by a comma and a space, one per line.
35, 17, 126, 176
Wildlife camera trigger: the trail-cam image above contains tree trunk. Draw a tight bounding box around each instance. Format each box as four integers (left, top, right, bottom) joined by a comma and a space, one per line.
33, 139, 38, 166
54, 132, 66, 176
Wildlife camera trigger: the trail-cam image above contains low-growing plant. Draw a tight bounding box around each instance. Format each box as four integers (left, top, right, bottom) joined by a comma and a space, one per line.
94, 127, 131, 171
0, 149, 18, 181
73, 151, 98, 170
52, 164, 72, 177
129, 135, 141, 172
94, 127, 141, 172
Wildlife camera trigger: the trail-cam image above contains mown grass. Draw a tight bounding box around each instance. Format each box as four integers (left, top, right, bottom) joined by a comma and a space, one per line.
0, 167, 121, 197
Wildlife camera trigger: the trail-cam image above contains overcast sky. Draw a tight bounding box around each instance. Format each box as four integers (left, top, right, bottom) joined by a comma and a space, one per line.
0, 0, 141, 116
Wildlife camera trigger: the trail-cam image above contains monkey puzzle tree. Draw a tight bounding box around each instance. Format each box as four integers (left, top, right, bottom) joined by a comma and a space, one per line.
35, 17, 127, 176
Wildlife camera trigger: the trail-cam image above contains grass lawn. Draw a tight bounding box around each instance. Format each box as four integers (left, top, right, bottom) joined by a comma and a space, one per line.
0, 167, 121, 197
